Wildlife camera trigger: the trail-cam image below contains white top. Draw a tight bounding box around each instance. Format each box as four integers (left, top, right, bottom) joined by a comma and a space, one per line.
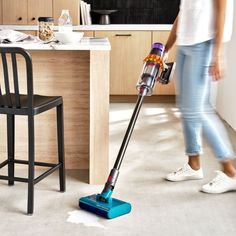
177, 0, 234, 45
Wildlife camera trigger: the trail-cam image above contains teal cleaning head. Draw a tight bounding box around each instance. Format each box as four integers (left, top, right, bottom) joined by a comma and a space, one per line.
79, 194, 131, 219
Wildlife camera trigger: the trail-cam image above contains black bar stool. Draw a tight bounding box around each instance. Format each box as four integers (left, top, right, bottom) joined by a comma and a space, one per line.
0, 47, 65, 215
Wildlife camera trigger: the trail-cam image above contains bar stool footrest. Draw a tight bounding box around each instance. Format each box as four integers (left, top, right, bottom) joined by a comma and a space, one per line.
0, 159, 61, 184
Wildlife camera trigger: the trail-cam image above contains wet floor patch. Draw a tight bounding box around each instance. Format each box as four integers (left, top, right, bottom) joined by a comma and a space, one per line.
67, 210, 106, 229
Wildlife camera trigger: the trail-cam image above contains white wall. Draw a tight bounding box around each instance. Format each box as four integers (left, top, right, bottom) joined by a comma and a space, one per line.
216, 2, 236, 131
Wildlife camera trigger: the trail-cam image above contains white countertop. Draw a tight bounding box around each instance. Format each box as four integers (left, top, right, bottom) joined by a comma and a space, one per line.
0, 37, 111, 51
75, 24, 172, 31
0, 24, 172, 31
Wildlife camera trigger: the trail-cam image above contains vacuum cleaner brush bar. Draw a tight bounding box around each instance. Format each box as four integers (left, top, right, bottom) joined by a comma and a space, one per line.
79, 194, 131, 219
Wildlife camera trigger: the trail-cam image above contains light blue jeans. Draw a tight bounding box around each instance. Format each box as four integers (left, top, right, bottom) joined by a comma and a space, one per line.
176, 39, 235, 161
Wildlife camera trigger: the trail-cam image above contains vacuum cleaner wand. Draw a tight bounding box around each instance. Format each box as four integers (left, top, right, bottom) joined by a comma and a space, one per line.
99, 43, 167, 198
79, 42, 174, 219
99, 94, 145, 200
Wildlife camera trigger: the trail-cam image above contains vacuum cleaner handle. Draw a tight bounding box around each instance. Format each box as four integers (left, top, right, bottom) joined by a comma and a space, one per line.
136, 42, 165, 96
158, 62, 176, 84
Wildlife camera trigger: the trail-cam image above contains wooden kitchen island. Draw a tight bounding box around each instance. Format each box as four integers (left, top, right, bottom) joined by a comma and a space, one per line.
0, 38, 110, 184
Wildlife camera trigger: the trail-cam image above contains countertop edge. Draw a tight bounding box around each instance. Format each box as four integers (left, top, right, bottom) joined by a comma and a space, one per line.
0, 24, 172, 31
0, 38, 111, 51
0, 44, 111, 51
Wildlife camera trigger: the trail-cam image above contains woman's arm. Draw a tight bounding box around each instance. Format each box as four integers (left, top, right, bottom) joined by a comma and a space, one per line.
165, 14, 179, 53
210, 0, 227, 80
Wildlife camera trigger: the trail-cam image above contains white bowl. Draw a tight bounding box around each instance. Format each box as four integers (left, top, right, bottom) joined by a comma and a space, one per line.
54, 32, 84, 44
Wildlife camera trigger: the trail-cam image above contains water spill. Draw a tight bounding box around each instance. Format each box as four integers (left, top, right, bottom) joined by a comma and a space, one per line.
67, 210, 106, 229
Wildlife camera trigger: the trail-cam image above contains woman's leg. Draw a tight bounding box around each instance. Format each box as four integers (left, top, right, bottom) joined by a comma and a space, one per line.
178, 41, 213, 164
166, 40, 236, 185
165, 44, 205, 181
179, 40, 235, 164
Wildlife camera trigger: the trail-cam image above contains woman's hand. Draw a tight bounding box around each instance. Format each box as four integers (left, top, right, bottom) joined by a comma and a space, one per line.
209, 56, 224, 81
210, 0, 227, 81
163, 51, 169, 62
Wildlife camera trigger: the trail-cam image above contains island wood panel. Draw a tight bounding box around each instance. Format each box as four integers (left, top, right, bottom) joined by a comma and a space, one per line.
89, 50, 110, 184
0, 50, 109, 184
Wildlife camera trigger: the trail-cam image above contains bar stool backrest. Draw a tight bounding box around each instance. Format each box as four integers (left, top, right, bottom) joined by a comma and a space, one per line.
0, 47, 33, 112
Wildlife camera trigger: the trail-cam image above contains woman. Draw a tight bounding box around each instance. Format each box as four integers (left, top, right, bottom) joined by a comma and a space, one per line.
164, 0, 236, 193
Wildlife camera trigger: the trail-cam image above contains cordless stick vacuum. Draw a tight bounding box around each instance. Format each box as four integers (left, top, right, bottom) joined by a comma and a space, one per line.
79, 42, 175, 219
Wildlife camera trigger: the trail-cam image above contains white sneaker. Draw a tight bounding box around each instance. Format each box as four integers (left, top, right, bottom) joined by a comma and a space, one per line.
165, 164, 204, 182
201, 171, 236, 194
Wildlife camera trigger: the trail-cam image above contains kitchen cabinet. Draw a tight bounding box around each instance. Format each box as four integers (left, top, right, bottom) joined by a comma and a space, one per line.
1, 0, 80, 25
2, 0, 28, 25
2, 0, 52, 25
0, 0, 2, 24
28, 0, 53, 25
152, 31, 176, 95
95, 31, 152, 95
94, 30, 176, 95
76, 31, 94, 37
53, 0, 80, 25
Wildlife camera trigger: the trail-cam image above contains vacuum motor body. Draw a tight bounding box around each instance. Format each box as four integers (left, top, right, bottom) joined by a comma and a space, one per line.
137, 43, 175, 96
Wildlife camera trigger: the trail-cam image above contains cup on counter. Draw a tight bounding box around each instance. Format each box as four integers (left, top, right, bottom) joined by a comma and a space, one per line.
38, 17, 54, 42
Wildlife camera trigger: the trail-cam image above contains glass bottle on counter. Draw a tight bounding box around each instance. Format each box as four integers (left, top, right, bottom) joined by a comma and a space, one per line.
58, 10, 73, 33
38, 17, 54, 41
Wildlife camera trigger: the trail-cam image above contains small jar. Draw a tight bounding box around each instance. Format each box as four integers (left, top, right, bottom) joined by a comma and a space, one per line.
38, 17, 54, 42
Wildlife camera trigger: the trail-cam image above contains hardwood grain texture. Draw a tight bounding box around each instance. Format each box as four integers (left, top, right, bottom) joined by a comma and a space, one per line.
28, 0, 53, 25
95, 31, 152, 95
2, 0, 28, 25
95, 30, 177, 96
89, 50, 110, 184
0, 0, 2, 24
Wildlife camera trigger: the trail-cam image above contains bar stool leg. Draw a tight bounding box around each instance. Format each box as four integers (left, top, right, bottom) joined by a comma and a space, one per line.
27, 115, 35, 215
7, 114, 15, 186
57, 103, 65, 192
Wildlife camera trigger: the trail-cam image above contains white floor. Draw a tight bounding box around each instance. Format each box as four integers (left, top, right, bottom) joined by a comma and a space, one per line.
0, 102, 236, 236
